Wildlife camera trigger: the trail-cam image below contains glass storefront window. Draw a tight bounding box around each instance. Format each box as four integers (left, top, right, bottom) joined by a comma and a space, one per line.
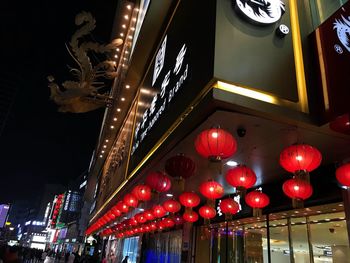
269, 218, 290, 263
122, 236, 140, 263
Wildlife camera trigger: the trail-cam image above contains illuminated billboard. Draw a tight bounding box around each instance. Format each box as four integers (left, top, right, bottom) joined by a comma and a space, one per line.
0, 204, 10, 228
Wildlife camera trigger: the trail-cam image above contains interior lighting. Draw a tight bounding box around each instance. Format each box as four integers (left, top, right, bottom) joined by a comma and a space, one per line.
120, 33, 124, 37
122, 24, 126, 28
110, 125, 114, 129
131, 27, 135, 31
99, 155, 103, 158
166, 193, 173, 197
125, 85, 130, 89
128, 35, 132, 39
114, 54, 118, 58
101, 151, 105, 153
124, 15, 129, 20
132, 18, 137, 22
103, 145, 107, 148
126, 5, 132, 10
116, 48, 120, 52
121, 98, 125, 101
105, 139, 109, 142
117, 108, 121, 112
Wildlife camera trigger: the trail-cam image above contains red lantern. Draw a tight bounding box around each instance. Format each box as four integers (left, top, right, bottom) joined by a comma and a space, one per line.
123, 193, 139, 208
163, 199, 181, 213
245, 190, 270, 217
282, 178, 313, 204
129, 217, 138, 226
145, 171, 172, 193
173, 214, 184, 225
225, 165, 257, 195
111, 206, 121, 217
150, 222, 157, 231
336, 163, 350, 187
219, 198, 240, 218
152, 205, 167, 218
329, 113, 350, 135
134, 213, 147, 224
183, 211, 198, 223
132, 184, 152, 201
107, 211, 116, 221
163, 218, 175, 228
199, 180, 224, 200
165, 154, 196, 179
116, 201, 129, 213
199, 205, 216, 219
195, 127, 237, 161
179, 192, 200, 208
144, 210, 155, 221
280, 144, 322, 174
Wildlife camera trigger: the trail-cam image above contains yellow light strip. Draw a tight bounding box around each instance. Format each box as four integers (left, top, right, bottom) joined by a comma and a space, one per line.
289, 0, 309, 113
215, 81, 299, 110
315, 29, 330, 111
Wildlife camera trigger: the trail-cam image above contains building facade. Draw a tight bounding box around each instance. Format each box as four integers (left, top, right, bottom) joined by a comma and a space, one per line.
85, 1, 350, 263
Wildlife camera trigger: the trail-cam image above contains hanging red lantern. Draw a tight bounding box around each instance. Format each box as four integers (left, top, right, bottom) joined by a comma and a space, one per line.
195, 127, 237, 161
144, 210, 155, 221
219, 198, 240, 219
173, 214, 184, 225
165, 154, 196, 191
183, 211, 199, 223
279, 144, 322, 175
225, 165, 257, 196
150, 222, 157, 231
245, 190, 270, 217
199, 205, 216, 221
329, 113, 350, 135
111, 206, 121, 217
123, 193, 139, 208
135, 213, 147, 224
116, 201, 129, 213
179, 192, 200, 208
165, 154, 196, 179
282, 178, 313, 208
132, 184, 152, 201
107, 211, 116, 221
163, 217, 175, 228
129, 217, 138, 226
336, 163, 350, 187
163, 199, 181, 213
152, 205, 167, 218
199, 180, 224, 205
145, 171, 172, 193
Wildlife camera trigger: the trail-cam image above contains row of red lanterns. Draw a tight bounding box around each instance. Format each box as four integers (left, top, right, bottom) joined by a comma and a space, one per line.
87, 127, 350, 236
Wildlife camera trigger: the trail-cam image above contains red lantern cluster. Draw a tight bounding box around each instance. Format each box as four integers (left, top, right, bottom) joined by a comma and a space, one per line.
146, 171, 172, 193
336, 163, 350, 188
195, 128, 237, 161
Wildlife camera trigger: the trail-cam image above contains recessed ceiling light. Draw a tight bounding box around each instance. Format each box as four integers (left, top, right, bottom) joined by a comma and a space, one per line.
117, 108, 121, 112
132, 18, 137, 22
114, 54, 118, 58
105, 139, 109, 142
124, 15, 129, 20
110, 125, 114, 129
126, 5, 132, 10
116, 48, 120, 52
121, 98, 125, 101
125, 85, 130, 89
166, 193, 173, 197
99, 155, 103, 158
122, 24, 126, 28
113, 117, 117, 121
226, 160, 238, 167
120, 33, 124, 37
103, 145, 107, 148
101, 151, 105, 153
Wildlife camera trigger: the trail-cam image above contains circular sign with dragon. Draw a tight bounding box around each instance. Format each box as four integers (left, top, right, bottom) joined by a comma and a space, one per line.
234, 0, 285, 25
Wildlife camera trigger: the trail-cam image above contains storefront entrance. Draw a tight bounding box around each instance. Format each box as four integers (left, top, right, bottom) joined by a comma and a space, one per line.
194, 202, 350, 263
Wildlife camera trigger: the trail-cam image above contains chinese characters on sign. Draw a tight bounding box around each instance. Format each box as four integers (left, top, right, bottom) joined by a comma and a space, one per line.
132, 35, 190, 155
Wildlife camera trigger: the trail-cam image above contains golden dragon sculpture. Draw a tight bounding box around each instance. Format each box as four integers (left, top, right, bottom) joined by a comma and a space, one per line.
48, 11, 123, 113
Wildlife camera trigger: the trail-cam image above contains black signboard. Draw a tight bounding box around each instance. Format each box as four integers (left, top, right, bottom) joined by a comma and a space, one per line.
128, 0, 216, 173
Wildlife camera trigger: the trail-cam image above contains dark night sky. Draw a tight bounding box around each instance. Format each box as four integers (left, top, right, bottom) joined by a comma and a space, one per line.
0, 0, 119, 203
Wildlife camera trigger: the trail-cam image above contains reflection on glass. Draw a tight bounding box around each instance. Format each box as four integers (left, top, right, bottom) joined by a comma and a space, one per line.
122, 236, 140, 263
310, 211, 350, 263
290, 216, 311, 263
269, 219, 291, 263
310, 0, 349, 27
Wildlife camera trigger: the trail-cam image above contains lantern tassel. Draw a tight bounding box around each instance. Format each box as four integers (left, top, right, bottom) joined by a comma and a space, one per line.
252, 208, 262, 217
236, 186, 247, 198
295, 170, 310, 183
292, 198, 304, 209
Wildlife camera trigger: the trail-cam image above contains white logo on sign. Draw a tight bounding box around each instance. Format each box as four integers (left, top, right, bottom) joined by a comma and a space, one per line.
173, 44, 187, 75
333, 15, 350, 53
234, 0, 285, 25
152, 35, 167, 86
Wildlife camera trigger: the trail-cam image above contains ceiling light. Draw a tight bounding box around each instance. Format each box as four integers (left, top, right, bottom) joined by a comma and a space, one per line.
166, 193, 173, 197
128, 36, 132, 39
124, 15, 129, 20
121, 98, 125, 101
110, 125, 115, 129
101, 151, 105, 153
132, 18, 137, 22
125, 50, 129, 54
103, 145, 107, 148
105, 139, 109, 142
120, 33, 124, 37
117, 108, 121, 112
122, 24, 126, 28
226, 160, 238, 167
113, 117, 117, 121
116, 48, 120, 52
138, 208, 144, 211
131, 27, 135, 31
99, 155, 103, 158
114, 54, 118, 58
125, 85, 130, 89
126, 5, 132, 10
